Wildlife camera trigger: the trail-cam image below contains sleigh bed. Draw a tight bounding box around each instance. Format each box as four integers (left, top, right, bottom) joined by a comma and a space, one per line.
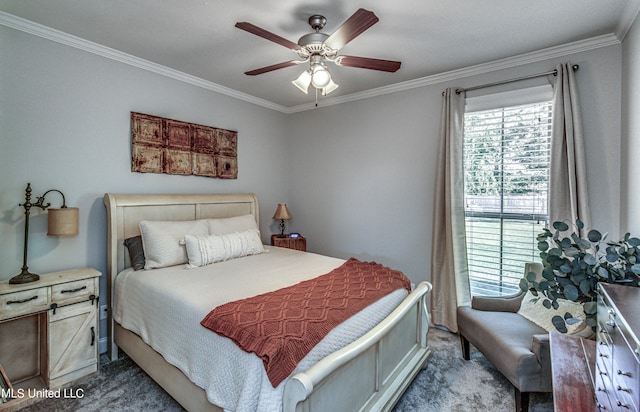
104, 193, 432, 412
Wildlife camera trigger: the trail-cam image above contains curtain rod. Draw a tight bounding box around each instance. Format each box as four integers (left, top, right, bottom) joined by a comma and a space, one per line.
454, 64, 579, 95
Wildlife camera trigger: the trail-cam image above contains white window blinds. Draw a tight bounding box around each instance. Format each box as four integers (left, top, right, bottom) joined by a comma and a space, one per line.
463, 87, 552, 296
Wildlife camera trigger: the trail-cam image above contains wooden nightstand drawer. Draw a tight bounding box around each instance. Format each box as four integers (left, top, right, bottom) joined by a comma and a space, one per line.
271, 234, 306, 251
52, 278, 96, 306
0, 287, 50, 320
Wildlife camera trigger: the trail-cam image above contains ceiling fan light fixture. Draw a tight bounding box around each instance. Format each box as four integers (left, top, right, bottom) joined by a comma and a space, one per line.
310, 64, 331, 88
322, 78, 339, 95
292, 70, 311, 94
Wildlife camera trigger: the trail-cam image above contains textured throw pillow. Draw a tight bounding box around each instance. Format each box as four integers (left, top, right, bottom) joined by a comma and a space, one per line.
184, 229, 265, 267
124, 235, 145, 271
207, 214, 258, 235
139, 220, 209, 269
518, 291, 593, 338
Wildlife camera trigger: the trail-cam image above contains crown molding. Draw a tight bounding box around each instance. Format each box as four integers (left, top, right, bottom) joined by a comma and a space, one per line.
0, 11, 290, 113
285, 33, 621, 113
1, 11, 623, 115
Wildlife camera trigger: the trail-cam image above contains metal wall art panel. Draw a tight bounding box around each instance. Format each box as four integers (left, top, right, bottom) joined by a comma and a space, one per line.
131, 112, 238, 179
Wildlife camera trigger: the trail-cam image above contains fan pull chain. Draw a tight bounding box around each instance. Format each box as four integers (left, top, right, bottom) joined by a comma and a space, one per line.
315, 88, 318, 107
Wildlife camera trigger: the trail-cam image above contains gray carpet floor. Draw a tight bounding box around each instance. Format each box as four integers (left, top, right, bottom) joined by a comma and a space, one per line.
17, 328, 553, 411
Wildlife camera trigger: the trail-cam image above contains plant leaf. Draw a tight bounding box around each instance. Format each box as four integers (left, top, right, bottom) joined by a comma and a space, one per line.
584, 253, 597, 265
597, 267, 610, 279
552, 316, 568, 333
579, 279, 591, 296
560, 264, 572, 273
563, 284, 579, 301
554, 221, 569, 231
584, 301, 597, 315
588, 230, 602, 243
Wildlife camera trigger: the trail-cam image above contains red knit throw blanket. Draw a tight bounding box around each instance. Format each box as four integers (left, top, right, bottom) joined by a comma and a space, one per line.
200, 258, 411, 387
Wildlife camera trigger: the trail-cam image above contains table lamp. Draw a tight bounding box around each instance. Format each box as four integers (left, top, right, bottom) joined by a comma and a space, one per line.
272, 203, 291, 238
10, 183, 79, 284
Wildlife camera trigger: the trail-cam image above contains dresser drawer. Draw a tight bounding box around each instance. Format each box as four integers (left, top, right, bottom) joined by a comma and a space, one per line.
612, 327, 640, 411
0, 287, 50, 319
51, 278, 96, 306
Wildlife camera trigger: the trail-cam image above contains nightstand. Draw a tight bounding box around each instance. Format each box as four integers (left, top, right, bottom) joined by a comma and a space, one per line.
271, 234, 306, 252
0, 268, 101, 409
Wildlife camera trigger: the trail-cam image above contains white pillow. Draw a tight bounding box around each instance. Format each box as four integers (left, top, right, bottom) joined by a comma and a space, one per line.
139, 220, 209, 269
518, 291, 593, 338
184, 229, 265, 267
207, 214, 258, 235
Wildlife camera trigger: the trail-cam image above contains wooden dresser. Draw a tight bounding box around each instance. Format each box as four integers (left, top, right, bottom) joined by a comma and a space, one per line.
596, 283, 640, 411
0, 268, 101, 410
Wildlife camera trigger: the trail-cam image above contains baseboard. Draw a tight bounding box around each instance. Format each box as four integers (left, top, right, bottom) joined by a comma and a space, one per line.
99, 337, 108, 355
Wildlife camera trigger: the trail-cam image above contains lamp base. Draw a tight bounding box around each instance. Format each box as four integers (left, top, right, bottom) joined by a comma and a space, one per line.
9, 269, 40, 284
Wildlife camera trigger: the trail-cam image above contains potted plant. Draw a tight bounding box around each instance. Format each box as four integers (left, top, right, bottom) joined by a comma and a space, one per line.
519, 218, 640, 332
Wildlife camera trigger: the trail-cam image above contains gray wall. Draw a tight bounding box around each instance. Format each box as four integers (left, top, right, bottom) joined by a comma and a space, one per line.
622, 15, 640, 235
286, 45, 622, 284
0, 27, 290, 313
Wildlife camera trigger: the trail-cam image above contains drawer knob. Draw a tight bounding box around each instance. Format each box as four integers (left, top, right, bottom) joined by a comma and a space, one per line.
596, 403, 608, 410
616, 400, 630, 409
7, 295, 38, 305
617, 369, 632, 377
616, 385, 631, 393
599, 353, 609, 358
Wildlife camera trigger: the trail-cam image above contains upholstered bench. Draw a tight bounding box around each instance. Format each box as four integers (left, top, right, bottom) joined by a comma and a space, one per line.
456, 263, 551, 412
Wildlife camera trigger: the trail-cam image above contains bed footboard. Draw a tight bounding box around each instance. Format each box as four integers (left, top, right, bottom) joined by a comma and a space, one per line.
283, 281, 432, 412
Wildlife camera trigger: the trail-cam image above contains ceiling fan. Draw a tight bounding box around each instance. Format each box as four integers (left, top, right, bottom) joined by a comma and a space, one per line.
235, 8, 401, 96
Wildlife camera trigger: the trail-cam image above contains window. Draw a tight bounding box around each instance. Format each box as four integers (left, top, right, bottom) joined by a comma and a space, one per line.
463, 86, 552, 296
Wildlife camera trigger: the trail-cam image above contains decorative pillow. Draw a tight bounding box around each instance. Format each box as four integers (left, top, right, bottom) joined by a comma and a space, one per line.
139, 220, 209, 269
184, 229, 265, 267
207, 214, 258, 235
518, 291, 593, 338
124, 235, 145, 271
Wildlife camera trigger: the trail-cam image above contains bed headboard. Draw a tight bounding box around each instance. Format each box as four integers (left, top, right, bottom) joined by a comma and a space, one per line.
103, 193, 258, 356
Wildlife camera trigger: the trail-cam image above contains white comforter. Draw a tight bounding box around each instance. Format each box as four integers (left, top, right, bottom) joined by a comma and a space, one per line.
114, 246, 407, 411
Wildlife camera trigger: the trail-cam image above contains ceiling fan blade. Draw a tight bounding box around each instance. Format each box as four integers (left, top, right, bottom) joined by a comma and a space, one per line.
235, 22, 302, 51
335, 56, 401, 72
324, 9, 379, 51
245, 61, 303, 76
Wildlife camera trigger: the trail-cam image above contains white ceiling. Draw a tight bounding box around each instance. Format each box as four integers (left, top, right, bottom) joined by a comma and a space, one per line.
0, 0, 637, 111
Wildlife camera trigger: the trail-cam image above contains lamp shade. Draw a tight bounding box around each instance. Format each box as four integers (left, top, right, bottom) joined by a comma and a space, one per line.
322, 78, 339, 96
48, 207, 79, 236
272, 203, 292, 220
292, 71, 311, 94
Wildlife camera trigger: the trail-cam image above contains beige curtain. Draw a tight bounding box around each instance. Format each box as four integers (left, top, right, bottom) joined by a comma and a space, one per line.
430, 88, 470, 333
549, 63, 591, 234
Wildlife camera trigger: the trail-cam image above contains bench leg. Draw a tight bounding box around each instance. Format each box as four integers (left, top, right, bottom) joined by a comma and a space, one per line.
459, 334, 470, 360
514, 388, 529, 412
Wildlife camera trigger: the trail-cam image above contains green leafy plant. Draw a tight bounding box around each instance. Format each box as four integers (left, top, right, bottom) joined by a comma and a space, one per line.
520, 218, 640, 332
